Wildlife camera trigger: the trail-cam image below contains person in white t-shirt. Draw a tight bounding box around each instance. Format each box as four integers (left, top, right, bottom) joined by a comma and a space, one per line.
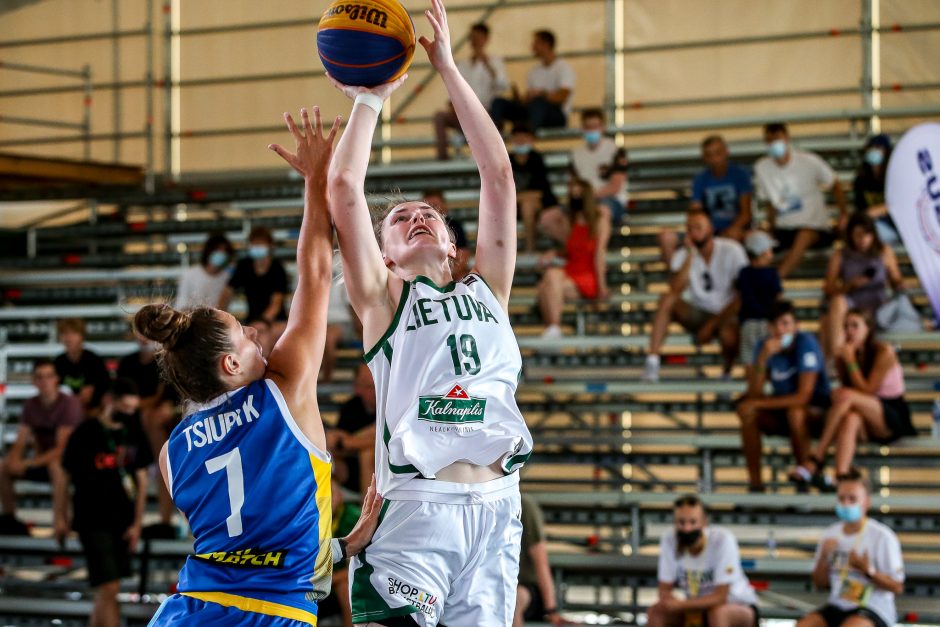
174, 232, 233, 309
570, 108, 629, 224
433, 22, 508, 160
491, 29, 575, 132
650, 494, 759, 627
798, 469, 904, 627
644, 210, 748, 382
754, 122, 848, 279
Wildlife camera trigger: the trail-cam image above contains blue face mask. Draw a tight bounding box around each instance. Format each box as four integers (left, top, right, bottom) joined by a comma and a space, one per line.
512, 143, 532, 156
768, 139, 788, 159
865, 148, 884, 167
836, 503, 863, 523
779, 332, 795, 350
248, 245, 269, 260
584, 130, 602, 146
208, 250, 229, 268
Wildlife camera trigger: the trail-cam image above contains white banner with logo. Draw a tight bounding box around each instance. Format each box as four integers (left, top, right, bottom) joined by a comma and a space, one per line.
886, 122, 940, 321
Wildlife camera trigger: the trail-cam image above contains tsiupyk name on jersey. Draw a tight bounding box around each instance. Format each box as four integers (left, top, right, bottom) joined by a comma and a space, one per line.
366, 274, 534, 494
165, 379, 332, 622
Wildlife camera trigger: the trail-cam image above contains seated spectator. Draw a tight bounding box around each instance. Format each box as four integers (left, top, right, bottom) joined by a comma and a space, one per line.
853, 134, 900, 245
537, 178, 611, 339
515, 492, 565, 626
54, 317, 111, 413
736, 231, 783, 367
736, 301, 831, 492
219, 226, 289, 344
803, 310, 914, 483
644, 210, 747, 382
510, 123, 561, 251
434, 22, 508, 160
660, 135, 753, 264
0, 359, 80, 535
174, 232, 234, 309
797, 469, 904, 627
755, 122, 848, 279
324, 256, 356, 383
319, 478, 362, 627
55, 379, 152, 627
649, 495, 759, 627
327, 364, 377, 495
491, 29, 574, 132
820, 212, 903, 358
423, 188, 471, 280
570, 108, 629, 224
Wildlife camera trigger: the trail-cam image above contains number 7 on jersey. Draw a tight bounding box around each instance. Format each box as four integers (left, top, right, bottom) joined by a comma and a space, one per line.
205, 448, 245, 537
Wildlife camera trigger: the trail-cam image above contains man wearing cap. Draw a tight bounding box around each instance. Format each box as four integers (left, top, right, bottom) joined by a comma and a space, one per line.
735, 230, 783, 369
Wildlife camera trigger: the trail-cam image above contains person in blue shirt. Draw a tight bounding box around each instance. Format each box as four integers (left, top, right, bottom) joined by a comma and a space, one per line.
736, 301, 831, 493
141, 108, 382, 627
660, 135, 753, 263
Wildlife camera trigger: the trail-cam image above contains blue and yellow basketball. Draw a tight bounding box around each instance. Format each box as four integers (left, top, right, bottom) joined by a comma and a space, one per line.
317, 0, 416, 87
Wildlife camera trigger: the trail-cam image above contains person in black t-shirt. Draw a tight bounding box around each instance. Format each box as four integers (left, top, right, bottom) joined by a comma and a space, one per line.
56, 378, 152, 627
54, 318, 111, 413
509, 123, 561, 251
853, 134, 900, 245
422, 189, 471, 281
328, 364, 377, 494
219, 225, 290, 345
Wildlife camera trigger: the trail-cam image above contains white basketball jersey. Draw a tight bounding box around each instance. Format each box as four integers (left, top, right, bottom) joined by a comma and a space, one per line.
366, 273, 533, 495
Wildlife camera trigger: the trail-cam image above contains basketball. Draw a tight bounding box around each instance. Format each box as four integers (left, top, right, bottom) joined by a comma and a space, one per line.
317, 0, 416, 87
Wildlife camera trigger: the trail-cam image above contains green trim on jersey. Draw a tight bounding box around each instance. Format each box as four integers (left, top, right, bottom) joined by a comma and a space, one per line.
363, 281, 411, 363
502, 450, 532, 473
412, 274, 458, 293
383, 421, 420, 475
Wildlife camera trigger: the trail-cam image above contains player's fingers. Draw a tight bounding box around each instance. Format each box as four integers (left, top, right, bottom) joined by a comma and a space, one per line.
312, 106, 322, 137
418, 35, 432, 53
284, 112, 303, 144
301, 107, 314, 140
424, 9, 442, 37
327, 115, 341, 144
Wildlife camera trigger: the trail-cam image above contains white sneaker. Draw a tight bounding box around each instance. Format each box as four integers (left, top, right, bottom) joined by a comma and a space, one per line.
541, 324, 563, 340
643, 354, 661, 382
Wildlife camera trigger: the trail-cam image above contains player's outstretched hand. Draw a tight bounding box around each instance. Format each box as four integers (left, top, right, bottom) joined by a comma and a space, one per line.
327, 72, 408, 104
269, 106, 341, 181
344, 475, 384, 558
419, 0, 457, 73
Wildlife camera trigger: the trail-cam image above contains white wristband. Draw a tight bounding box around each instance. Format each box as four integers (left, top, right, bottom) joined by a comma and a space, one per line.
354, 93, 384, 114
330, 537, 344, 565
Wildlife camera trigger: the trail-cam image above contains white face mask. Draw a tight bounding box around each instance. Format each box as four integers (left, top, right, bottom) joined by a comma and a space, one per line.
768, 139, 788, 159
780, 332, 795, 350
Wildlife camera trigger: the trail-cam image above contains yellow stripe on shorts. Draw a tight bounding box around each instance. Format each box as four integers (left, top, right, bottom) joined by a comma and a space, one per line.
181, 591, 317, 625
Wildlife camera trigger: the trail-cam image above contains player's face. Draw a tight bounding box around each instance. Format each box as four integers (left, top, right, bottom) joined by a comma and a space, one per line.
221, 312, 266, 381
382, 202, 456, 272
843, 312, 869, 345
702, 140, 727, 170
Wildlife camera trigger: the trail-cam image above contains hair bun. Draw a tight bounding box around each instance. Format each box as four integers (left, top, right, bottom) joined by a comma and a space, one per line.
134, 304, 191, 350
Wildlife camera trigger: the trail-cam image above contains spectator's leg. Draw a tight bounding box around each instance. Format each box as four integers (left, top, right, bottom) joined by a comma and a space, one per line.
840, 615, 878, 627
47, 461, 68, 530
649, 292, 682, 356
322, 324, 344, 383
92, 580, 121, 627
840, 388, 892, 440
0, 459, 20, 516
659, 231, 679, 265
707, 604, 756, 627
718, 318, 740, 376
795, 612, 829, 627
595, 202, 614, 251
538, 206, 570, 244
786, 406, 811, 468
489, 97, 517, 133
513, 585, 532, 627
811, 391, 851, 468
777, 229, 820, 279
647, 600, 684, 627
538, 267, 575, 329
835, 411, 864, 476
518, 191, 544, 252
333, 567, 353, 627
737, 405, 766, 490
824, 294, 848, 359
527, 97, 565, 130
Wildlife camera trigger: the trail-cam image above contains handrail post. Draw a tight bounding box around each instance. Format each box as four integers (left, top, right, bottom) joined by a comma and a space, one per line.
82, 63, 92, 160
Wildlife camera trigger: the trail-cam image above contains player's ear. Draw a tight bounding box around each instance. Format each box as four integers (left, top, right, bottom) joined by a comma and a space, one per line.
447, 241, 457, 260
220, 352, 240, 377
383, 254, 395, 270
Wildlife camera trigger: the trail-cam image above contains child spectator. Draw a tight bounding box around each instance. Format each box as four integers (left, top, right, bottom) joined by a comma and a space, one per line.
736, 301, 831, 492
649, 495, 759, 627
798, 469, 904, 627
54, 318, 111, 413
537, 178, 611, 339
736, 231, 783, 367
174, 232, 233, 309
0, 359, 80, 535
802, 309, 915, 484
510, 123, 561, 252
853, 134, 899, 244
821, 212, 903, 359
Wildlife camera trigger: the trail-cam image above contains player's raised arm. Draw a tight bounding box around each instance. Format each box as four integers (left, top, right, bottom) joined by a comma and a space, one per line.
267, 107, 338, 441
327, 74, 408, 339
420, 0, 516, 311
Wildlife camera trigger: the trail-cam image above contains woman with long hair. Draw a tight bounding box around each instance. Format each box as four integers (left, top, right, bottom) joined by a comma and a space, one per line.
146, 108, 381, 626
325, 1, 533, 623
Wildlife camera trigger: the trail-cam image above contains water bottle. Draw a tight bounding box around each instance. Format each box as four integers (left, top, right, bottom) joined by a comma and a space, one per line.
932, 400, 940, 439
766, 529, 778, 558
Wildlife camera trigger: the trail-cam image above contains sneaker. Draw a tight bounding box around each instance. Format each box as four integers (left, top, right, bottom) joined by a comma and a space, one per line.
642, 354, 661, 382
541, 324, 563, 340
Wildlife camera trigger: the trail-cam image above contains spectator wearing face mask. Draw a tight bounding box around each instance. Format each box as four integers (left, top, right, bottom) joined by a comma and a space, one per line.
570, 108, 629, 224
736, 300, 831, 492
509, 123, 561, 252
175, 233, 234, 309
754, 122, 848, 279
798, 469, 904, 627
644, 210, 748, 382
219, 226, 289, 344
853, 135, 899, 245
649, 494, 759, 627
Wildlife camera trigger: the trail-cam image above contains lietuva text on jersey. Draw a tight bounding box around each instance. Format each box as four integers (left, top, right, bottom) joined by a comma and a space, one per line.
180, 394, 260, 451
366, 274, 534, 495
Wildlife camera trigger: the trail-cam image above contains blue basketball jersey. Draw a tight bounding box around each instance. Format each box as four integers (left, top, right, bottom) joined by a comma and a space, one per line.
164, 379, 332, 623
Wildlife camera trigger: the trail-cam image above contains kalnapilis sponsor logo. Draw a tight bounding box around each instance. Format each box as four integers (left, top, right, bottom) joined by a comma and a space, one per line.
388, 577, 437, 620
193, 548, 288, 569
417, 384, 486, 424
